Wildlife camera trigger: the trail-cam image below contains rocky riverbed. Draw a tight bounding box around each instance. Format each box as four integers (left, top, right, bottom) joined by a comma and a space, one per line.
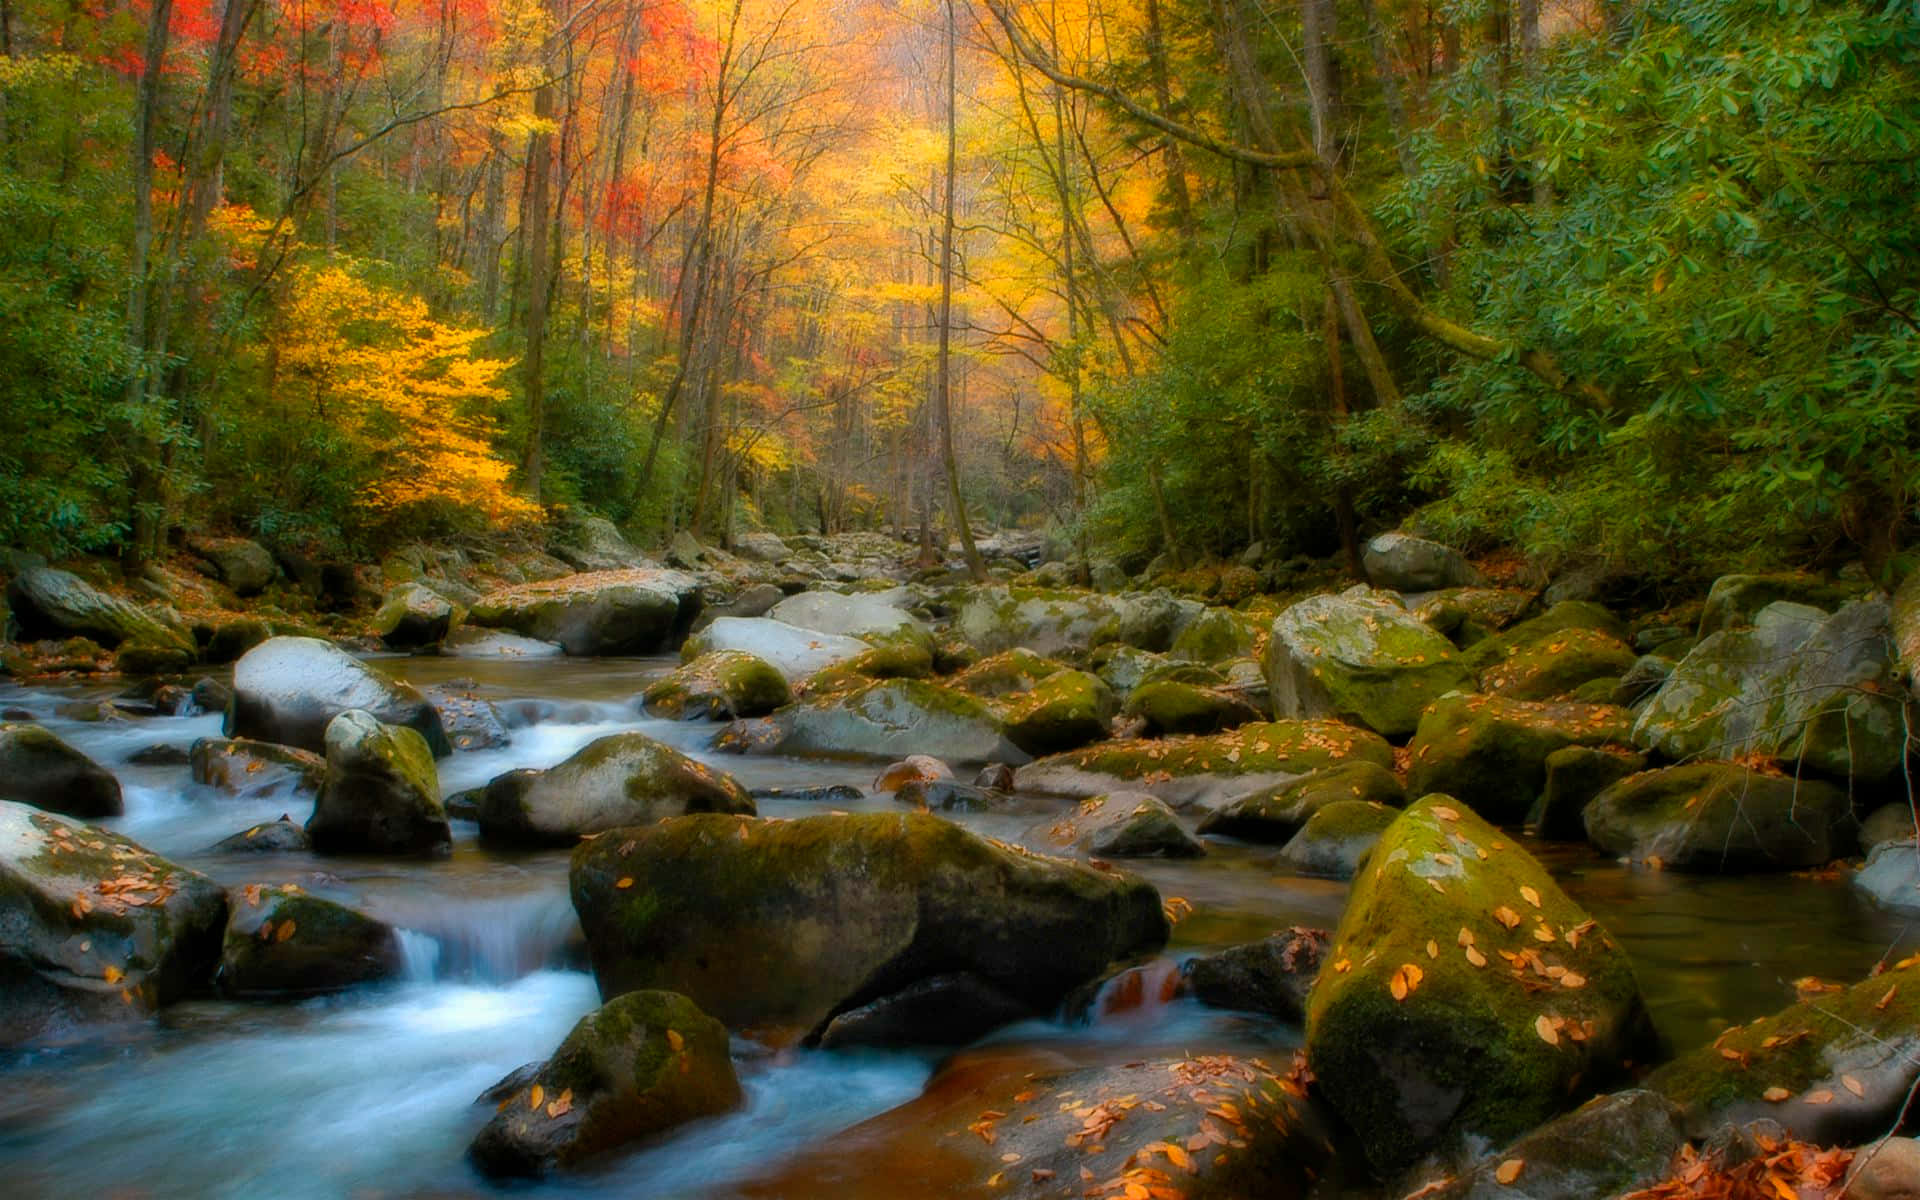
2, 526, 1919, 1198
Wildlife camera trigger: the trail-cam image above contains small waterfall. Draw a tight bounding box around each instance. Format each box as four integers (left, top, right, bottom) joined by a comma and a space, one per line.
382, 890, 582, 983
1088, 958, 1185, 1022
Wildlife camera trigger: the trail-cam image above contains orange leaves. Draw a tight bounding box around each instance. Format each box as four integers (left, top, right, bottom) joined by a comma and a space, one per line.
276, 920, 297, 942
102, 965, 124, 985
1762, 1087, 1790, 1103
1389, 963, 1424, 1002
1624, 1135, 1852, 1200
1495, 1158, 1525, 1185
615, 877, 635, 890
1493, 905, 1522, 930
666, 1029, 685, 1053
528, 1084, 545, 1110
1519, 886, 1541, 908
546, 1088, 573, 1119
1162, 896, 1193, 925
1534, 1015, 1560, 1046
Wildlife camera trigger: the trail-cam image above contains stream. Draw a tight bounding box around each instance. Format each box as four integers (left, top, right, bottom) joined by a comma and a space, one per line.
1, 652, 1915, 1198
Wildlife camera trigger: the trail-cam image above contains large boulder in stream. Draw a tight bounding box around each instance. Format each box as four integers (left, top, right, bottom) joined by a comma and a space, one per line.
1304, 796, 1655, 1174
1197, 760, 1406, 843
735, 1046, 1334, 1200
640, 650, 790, 720
720, 678, 1029, 764
570, 811, 1168, 1043
1019, 720, 1395, 811
478, 732, 754, 847
765, 589, 927, 643
1418, 1088, 1688, 1200
372, 582, 458, 649
468, 568, 701, 656
0, 723, 123, 818
469, 989, 741, 1178
1276, 799, 1399, 879
680, 616, 870, 683
1633, 599, 1911, 782
1183, 927, 1328, 1022
0, 801, 227, 1045
1000, 668, 1116, 755
6, 566, 194, 653
1405, 694, 1634, 826
1476, 626, 1639, 702
1265, 591, 1474, 737
953, 586, 1197, 659
306, 710, 449, 856
1584, 762, 1854, 871
1644, 954, 1920, 1145
227, 636, 451, 757
218, 884, 405, 997
1123, 679, 1262, 736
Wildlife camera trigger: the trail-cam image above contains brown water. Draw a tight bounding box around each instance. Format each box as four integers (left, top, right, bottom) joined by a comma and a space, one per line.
0, 654, 1911, 1199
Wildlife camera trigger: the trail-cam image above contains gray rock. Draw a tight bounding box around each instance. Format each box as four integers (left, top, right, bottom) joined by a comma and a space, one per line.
210, 819, 311, 853
423, 683, 512, 751
441, 628, 564, 658
1847, 1139, 1920, 1200
190, 537, 277, 597
1862, 804, 1918, 853
1363, 532, 1482, 591
1183, 927, 1327, 1021
1265, 591, 1474, 737
767, 590, 927, 642
1856, 841, 1920, 915
1276, 799, 1398, 878
0, 723, 122, 818
732, 531, 791, 563
1197, 760, 1406, 844
228, 636, 451, 757
478, 732, 753, 847
726, 679, 1029, 765
640, 650, 790, 720
373, 582, 457, 649
1423, 1089, 1687, 1200
1531, 745, 1647, 840
190, 737, 326, 799
1586, 763, 1854, 871
1698, 572, 1860, 636
307, 711, 449, 856
550, 516, 648, 572
816, 972, 1034, 1048
1028, 791, 1203, 858
219, 887, 404, 996
681, 616, 869, 683
468, 568, 701, 656
7, 566, 193, 652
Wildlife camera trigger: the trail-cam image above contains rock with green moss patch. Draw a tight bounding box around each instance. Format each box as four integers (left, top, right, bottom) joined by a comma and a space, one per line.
1029, 791, 1203, 858
0, 801, 227, 1046
1697, 572, 1862, 637
307, 710, 449, 856
1002, 669, 1116, 756
1364, 532, 1482, 592
1183, 927, 1327, 1021
953, 586, 1126, 659
1406, 694, 1633, 826
204, 618, 271, 665
570, 811, 1167, 1042
114, 639, 198, 676
1089, 644, 1164, 696
1462, 602, 1631, 673
730, 678, 1029, 765
469, 989, 741, 1177
0, 723, 122, 818
190, 737, 325, 799
1645, 957, 1920, 1143
373, 582, 459, 649
1584, 763, 1853, 871
1420, 1088, 1688, 1200
1409, 588, 1533, 649
1632, 599, 1911, 782
228, 636, 451, 757
468, 568, 701, 656
1170, 607, 1257, 664
795, 636, 934, 695
1277, 800, 1398, 879
1530, 746, 1647, 841
1305, 796, 1655, 1174
1197, 761, 1406, 844
1123, 680, 1261, 737
1477, 626, 1638, 702
949, 648, 1068, 698
218, 886, 404, 997
680, 616, 869, 683
1022, 720, 1395, 811
479, 732, 752, 847
767, 589, 928, 645
6, 566, 194, 653
641, 650, 790, 720
1266, 592, 1474, 737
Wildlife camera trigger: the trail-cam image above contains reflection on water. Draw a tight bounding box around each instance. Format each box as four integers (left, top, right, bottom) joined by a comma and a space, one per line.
2, 656, 1917, 1197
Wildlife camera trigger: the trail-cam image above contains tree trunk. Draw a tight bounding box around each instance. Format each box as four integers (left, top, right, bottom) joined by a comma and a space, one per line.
936, 0, 986, 580
520, 69, 556, 500
123, 0, 175, 567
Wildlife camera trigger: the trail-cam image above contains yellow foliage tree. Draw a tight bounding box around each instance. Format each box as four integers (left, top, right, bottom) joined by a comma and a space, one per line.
276, 263, 540, 526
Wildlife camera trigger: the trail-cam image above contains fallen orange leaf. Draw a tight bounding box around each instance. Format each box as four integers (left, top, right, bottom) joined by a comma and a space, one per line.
1495, 1158, 1525, 1184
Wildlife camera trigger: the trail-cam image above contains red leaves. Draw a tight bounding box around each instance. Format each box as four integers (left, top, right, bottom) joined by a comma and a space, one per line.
1622, 1136, 1852, 1199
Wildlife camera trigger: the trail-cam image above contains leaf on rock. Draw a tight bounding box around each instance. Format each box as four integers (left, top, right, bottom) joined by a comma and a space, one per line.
528, 1084, 544, 1110
1495, 1158, 1525, 1185
1534, 1015, 1559, 1046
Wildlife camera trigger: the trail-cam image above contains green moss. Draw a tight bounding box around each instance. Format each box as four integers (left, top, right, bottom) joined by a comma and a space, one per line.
1122, 680, 1258, 736
1405, 693, 1633, 825
1479, 627, 1639, 701
1464, 601, 1631, 671
1045, 719, 1394, 782
1002, 669, 1116, 756
644, 650, 790, 718
950, 649, 1069, 698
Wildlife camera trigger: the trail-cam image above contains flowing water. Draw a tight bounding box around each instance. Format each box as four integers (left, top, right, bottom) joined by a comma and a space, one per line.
1, 654, 1915, 1198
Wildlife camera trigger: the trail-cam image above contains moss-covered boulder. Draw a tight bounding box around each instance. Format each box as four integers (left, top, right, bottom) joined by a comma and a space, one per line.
1477, 627, 1639, 702
468, 990, 741, 1177
681, 615, 869, 683
729, 678, 1029, 765
218, 885, 404, 997
1364, 532, 1482, 592
1409, 588, 1533, 649
1001, 669, 1116, 756
6, 566, 194, 653
1169, 606, 1258, 664
949, 648, 1069, 698
1584, 763, 1855, 871
1089, 644, 1163, 696
1021, 720, 1395, 811
1265, 592, 1474, 737
373, 582, 458, 649
228, 636, 451, 757
1277, 800, 1398, 879
570, 811, 1168, 1042
0, 802, 227, 1045
1461, 602, 1631, 673
1530, 745, 1647, 841
641, 650, 790, 720
0, 723, 122, 818
1419, 1089, 1688, 1200
479, 732, 752, 847
794, 636, 935, 695
1197, 760, 1406, 844
1406, 694, 1634, 826
1645, 956, 1920, 1144
189, 737, 326, 799
468, 568, 701, 656
306, 710, 449, 856
114, 638, 197, 676
766, 589, 928, 645
1697, 572, 1862, 637
1122, 679, 1261, 736
738, 1047, 1334, 1200
1633, 599, 1911, 782
1030, 791, 1204, 858
1183, 927, 1327, 1022
1304, 796, 1654, 1174
953, 586, 1125, 659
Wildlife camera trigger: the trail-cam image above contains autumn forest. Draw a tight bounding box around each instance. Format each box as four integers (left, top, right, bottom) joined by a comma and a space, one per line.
3, 1, 1920, 1198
